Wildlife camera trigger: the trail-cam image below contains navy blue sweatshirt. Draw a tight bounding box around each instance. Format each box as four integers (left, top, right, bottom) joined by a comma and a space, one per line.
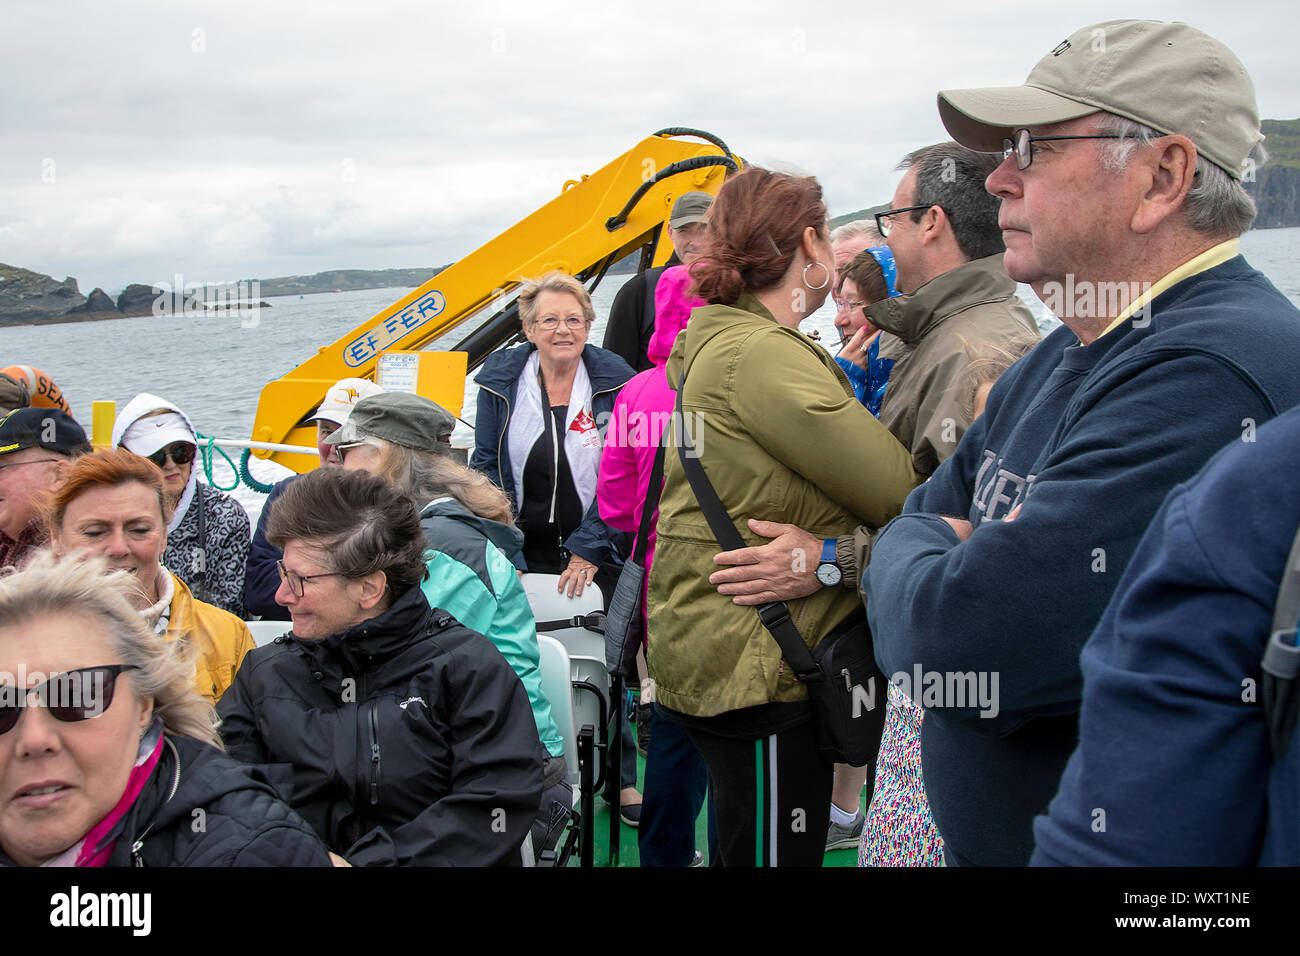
1033, 405, 1300, 865
865, 255, 1300, 866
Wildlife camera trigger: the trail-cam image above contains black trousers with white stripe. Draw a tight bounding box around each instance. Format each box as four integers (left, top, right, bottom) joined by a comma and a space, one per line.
683, 719, 833, 867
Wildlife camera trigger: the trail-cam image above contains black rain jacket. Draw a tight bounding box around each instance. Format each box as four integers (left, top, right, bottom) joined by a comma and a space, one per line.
216, 585, 545, 866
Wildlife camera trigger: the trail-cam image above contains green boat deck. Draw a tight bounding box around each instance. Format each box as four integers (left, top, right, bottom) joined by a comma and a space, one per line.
573, 747, 859, 867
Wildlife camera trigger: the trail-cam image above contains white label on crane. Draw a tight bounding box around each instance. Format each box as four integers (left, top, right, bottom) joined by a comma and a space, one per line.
378, 353, 419, 393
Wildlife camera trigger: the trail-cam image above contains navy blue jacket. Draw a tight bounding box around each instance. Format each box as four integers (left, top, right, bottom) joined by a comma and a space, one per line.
470, 342, 634, 570
865, 255, 1300, 866
243, 473, 296, 620
1033, 405, 1300, 866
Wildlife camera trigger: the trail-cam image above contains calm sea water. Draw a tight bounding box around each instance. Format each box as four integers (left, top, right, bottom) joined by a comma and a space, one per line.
5, 226, 1299, 521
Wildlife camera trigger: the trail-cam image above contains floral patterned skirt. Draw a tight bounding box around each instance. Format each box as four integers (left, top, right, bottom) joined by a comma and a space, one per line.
858, 685, 945, 867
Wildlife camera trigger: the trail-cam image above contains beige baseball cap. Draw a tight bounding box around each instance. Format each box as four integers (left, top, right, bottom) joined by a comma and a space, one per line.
937, 20, 1262, 180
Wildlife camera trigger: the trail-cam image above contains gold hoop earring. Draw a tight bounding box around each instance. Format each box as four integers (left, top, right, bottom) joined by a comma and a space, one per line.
803, 261, 830, 291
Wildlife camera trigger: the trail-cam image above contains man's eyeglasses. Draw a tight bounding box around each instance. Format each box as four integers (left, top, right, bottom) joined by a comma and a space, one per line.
147, 442, 196, 468
834, 298, 867, 314
0, 457, 60, 471
875, 204, 943, 239
0, 664, 140, 734
535, 316, 591, 331
276, 559, 343, 597
1001, 128, 1133, 171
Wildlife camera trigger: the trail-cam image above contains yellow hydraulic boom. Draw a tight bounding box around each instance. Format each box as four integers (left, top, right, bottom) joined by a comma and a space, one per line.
249, 127, 742, 472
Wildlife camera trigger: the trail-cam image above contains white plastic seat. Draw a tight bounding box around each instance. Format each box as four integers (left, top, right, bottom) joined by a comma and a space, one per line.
521, 573, 609, 760
245, 620, 291, 647
537, 635, 580, 786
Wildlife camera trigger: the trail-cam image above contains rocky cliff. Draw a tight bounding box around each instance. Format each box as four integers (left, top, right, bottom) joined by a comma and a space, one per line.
1245, 118, 1300, 229
0, 264, 87, 321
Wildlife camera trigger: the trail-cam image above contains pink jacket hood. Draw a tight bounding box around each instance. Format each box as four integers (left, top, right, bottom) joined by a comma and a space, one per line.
646, 265, 705, 367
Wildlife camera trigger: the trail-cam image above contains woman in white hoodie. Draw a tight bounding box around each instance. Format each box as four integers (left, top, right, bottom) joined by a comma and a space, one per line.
111, 393, 251, 618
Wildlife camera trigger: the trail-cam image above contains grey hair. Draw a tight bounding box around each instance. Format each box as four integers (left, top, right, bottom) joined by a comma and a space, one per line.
372, 439, 515, 526
1093, 113, 1266, 238
0, 551, 222, 748
517, 271, 595, 328
830, 219, 884, 246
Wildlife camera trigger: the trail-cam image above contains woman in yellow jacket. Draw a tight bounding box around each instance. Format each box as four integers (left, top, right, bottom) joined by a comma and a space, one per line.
46, 449, 254, 704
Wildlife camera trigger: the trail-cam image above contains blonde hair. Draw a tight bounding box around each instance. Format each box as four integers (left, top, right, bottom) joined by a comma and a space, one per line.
0, 551, 221, 748
958, 336, 1039, 421
517, 272, 595, 328
372, 439, 515, 526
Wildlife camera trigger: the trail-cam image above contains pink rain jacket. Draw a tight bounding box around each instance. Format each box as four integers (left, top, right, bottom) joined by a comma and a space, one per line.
597, 266, 703, 638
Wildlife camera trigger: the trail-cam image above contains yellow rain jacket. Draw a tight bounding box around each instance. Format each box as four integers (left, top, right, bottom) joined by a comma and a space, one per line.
165, 572, 256, 705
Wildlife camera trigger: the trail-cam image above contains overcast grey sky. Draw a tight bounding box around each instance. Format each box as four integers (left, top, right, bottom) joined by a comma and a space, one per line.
2, 0, 1295, 295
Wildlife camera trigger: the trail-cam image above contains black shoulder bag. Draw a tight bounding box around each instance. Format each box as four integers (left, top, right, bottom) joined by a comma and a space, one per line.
673, 368, 886, 766
603, 436, 666, 678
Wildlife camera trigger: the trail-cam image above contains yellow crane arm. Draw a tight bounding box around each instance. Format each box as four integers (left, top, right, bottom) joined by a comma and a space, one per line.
249, 128, 742, 473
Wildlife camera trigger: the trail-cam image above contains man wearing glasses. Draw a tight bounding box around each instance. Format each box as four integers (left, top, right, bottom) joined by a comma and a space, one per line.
243, 377, 382, 620
863, 20, 1300, 865
0, 408, 90, 571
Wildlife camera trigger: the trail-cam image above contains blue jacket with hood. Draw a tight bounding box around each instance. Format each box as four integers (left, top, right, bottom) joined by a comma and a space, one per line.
470, 342, 634, 570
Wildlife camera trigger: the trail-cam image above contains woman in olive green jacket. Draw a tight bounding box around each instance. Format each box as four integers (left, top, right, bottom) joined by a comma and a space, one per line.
646, 168, 919, 866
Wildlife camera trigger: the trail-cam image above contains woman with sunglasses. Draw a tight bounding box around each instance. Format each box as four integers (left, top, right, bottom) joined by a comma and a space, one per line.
216, 467, 544, 866
112, 393, 251, 618
0, 550, 331, 867
47, 449, 255, 705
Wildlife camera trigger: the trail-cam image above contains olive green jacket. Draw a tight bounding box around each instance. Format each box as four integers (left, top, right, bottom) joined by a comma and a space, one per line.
646, 294, 919, 717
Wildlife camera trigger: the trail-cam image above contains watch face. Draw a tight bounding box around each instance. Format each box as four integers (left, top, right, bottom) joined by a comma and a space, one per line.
816, 562, 842, 586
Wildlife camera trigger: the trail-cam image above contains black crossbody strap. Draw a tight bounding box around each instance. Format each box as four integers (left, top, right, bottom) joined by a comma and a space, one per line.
631, 437, 667, 566
673, 369, 821, 682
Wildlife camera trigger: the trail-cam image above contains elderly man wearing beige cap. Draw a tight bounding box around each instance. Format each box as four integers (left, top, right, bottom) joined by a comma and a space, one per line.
863, 20, 1300, 866
243, 377, 382, 620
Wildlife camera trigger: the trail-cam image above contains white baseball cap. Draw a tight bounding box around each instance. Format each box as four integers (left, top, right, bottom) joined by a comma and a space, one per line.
307, 378, 384, 427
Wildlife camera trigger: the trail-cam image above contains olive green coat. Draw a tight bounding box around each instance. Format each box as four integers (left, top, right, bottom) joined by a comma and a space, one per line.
646, 294, 919, 717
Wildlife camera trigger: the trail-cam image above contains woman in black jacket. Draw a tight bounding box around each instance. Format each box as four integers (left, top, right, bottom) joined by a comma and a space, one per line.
216, 467, 544, 866
0, 551, 330, 867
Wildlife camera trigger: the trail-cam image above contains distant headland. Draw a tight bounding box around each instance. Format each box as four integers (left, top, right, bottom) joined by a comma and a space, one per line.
5, 119, 1297, 328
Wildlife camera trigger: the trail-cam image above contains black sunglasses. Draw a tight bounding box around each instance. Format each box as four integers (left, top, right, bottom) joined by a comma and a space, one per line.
0, 664, 140, 734
147, 442, 196, 468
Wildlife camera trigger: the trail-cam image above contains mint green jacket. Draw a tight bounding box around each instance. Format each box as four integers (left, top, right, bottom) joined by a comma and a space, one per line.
419, 498, 563, 757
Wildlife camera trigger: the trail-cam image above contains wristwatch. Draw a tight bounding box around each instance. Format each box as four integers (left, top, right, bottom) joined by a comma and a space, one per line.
815, 538, 843, 587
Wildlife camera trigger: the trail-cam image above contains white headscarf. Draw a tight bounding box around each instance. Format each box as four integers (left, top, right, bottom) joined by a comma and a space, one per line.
111, 393, 200, 535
